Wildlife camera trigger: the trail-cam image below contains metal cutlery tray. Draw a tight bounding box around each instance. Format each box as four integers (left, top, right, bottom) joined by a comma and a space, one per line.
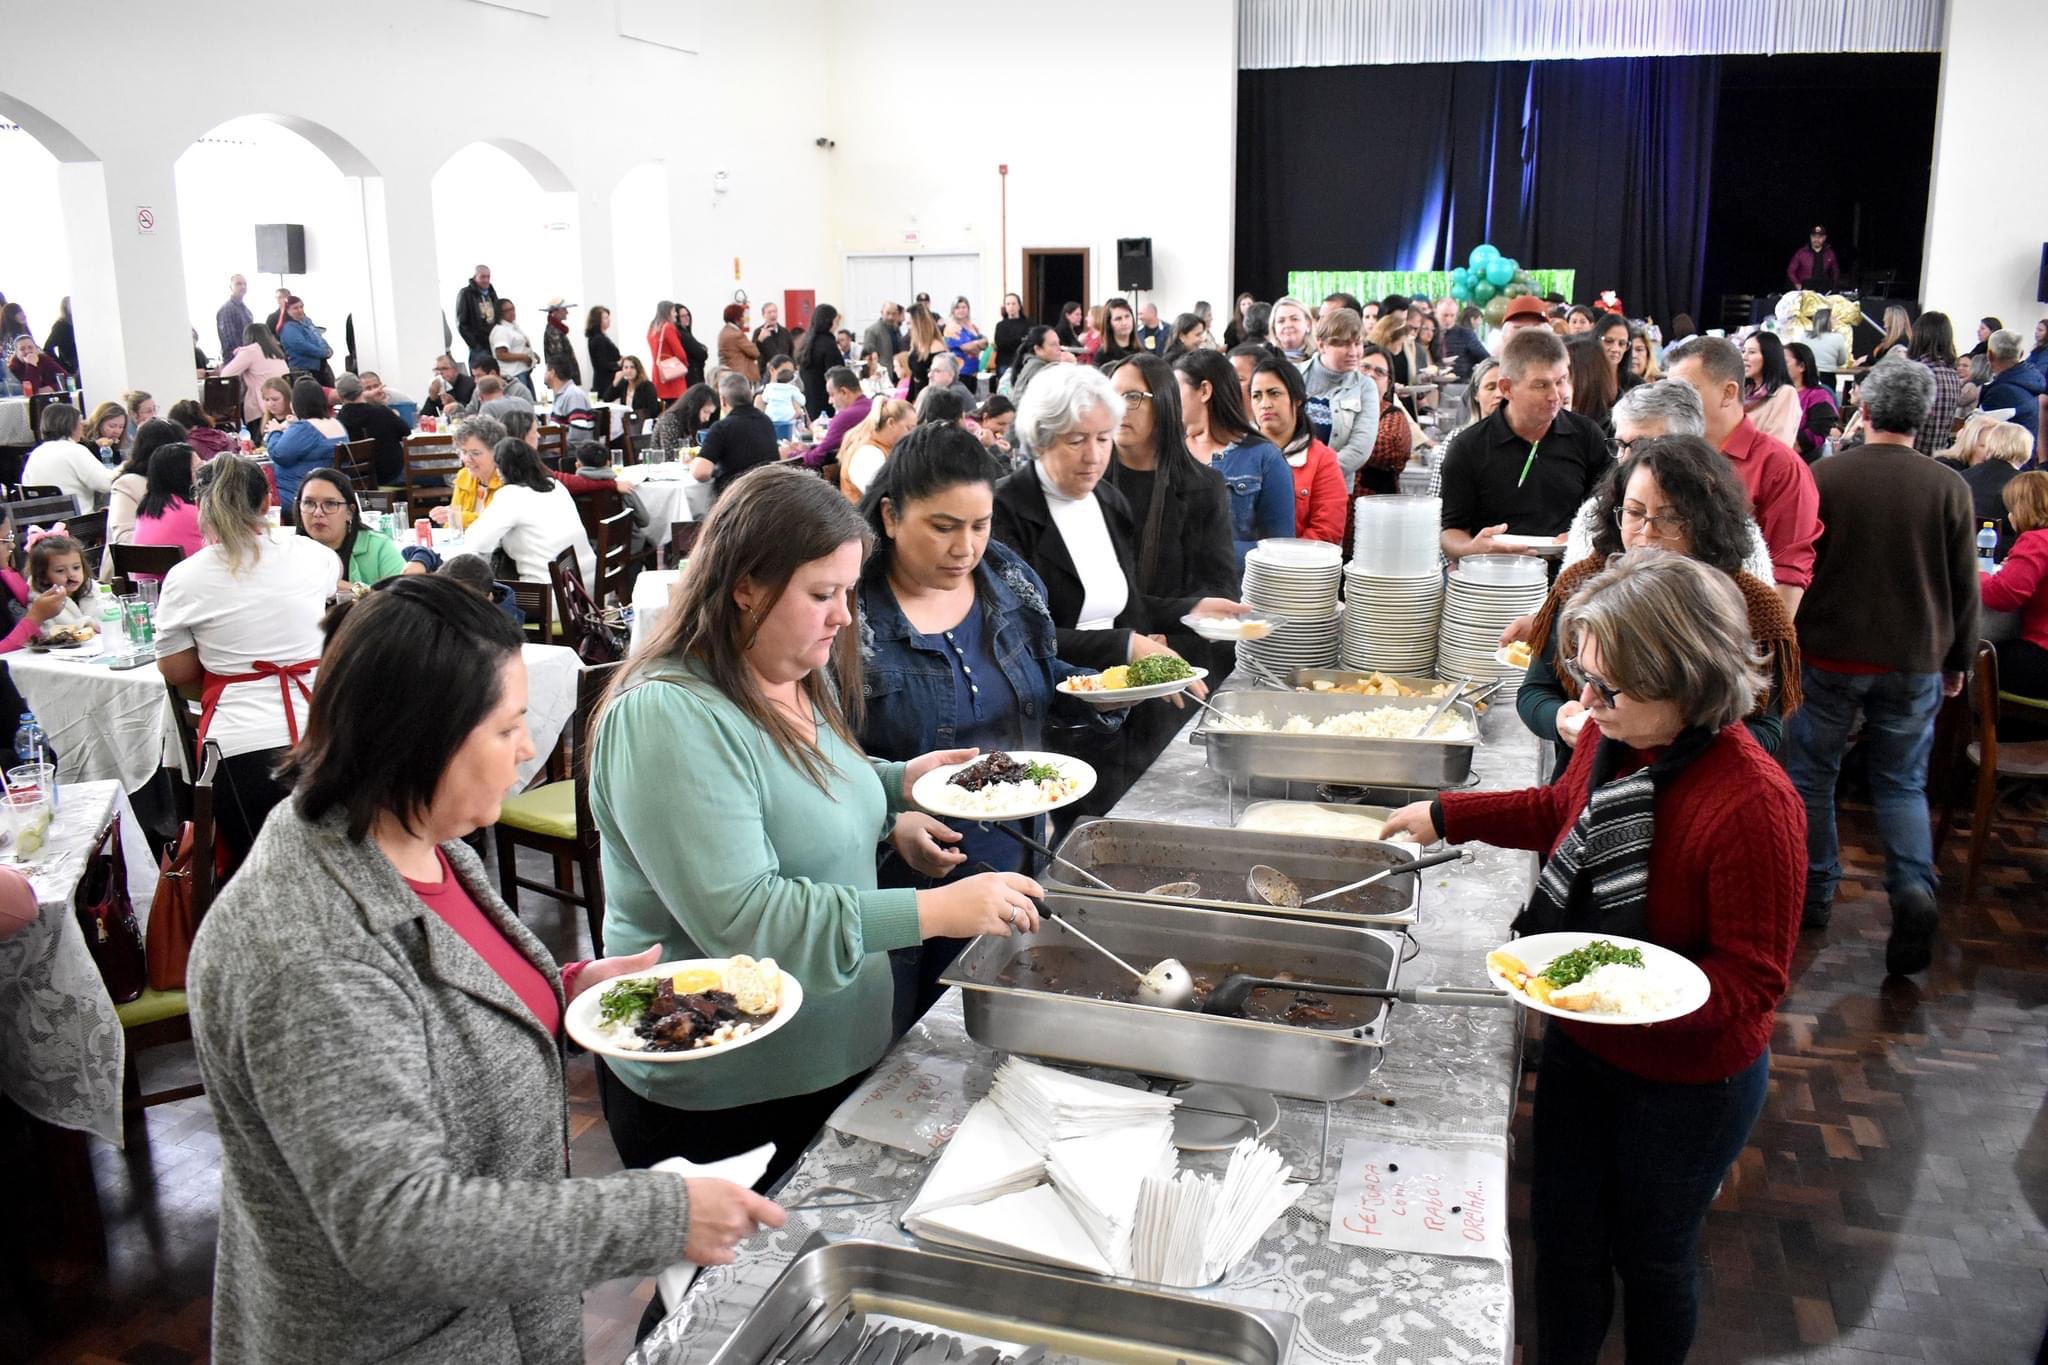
1045, 817, 1421, 927
708, 1236, 1299, 1365
1190, 690, 1481, 789
942, 892, 1403, 1102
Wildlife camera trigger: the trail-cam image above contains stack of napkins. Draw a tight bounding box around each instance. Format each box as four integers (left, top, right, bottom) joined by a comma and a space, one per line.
1044, 1119, 1178, 1269
987, 1056, 1179, 1149
908, 1183, 1116, 1276
902, 1101, 1045, 1219
1130, 1137, 1304, 1288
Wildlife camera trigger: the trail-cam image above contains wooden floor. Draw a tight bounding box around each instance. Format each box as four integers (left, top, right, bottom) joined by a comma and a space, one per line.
6, 798, 2044, 1365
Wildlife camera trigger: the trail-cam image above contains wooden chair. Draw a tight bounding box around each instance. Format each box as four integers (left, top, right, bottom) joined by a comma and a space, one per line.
111, 542, 185, 582
614, 414, 648, 467
571, 481, 623, 551
66, 508, 108, 565
492, 663, 620, 953
338, 437, 381, 492
595, 507, 635, 606
587, 407, 611, 446
536, 422, 570, 467
504, 579, 555, 645
117, 742, 219, 1120
402, 434, 462, 510
359, 489, 396, 513
1934, 641, 2048, 900
25, 392, 69, 438
666, 520, 701, 569
16, 484, 68, 500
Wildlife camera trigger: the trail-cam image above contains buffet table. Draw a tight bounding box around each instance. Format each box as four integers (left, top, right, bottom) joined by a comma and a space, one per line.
632, 683, 1543, 1365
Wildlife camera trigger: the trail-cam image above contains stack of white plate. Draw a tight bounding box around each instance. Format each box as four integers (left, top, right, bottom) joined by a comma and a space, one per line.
1339, 566, 1443, 673
1351, 496, 1442, 576
1240, 539, 1343, 675
1437, 554, 1549, 696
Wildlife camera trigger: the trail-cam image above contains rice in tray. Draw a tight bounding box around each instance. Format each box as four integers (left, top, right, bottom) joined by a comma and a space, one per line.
1217, 706, 1475, 741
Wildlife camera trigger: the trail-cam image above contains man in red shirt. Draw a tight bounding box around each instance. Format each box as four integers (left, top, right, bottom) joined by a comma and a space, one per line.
1666, 336, 1822, 616
1785, 225, 1841, 292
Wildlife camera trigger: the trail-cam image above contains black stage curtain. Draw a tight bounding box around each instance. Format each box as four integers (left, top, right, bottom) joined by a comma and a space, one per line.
1236, 57, 1722, 323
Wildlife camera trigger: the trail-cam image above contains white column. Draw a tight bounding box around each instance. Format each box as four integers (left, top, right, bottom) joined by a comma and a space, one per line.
574, 177, 618, 386
66, 152, 194, 403
378, 173, 451, 389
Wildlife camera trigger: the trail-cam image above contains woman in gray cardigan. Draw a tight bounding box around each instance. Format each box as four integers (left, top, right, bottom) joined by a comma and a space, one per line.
188, 576, 783, 1364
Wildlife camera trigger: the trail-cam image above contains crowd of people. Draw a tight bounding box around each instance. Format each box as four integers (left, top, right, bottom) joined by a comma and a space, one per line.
7, 256, 2044, 1365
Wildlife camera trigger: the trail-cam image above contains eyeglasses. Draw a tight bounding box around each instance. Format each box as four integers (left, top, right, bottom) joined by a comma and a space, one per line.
1361, 365, 1391, 381
1120, 391, 1154, 404
1560, 656, 1622, 708
299, 498, 351, 515
1614, 505, 1689, 538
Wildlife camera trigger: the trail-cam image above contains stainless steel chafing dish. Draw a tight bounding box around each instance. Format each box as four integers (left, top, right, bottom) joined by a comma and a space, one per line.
706, 1236, 1300, 1365
1043, 817, 1422, 927
1290, 669, 1493, 701
1190, 689, 1481, 790
941, 892, 1403, 1102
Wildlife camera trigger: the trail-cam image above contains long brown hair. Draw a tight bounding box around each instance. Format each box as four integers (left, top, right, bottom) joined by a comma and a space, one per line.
601, 464, 871, 788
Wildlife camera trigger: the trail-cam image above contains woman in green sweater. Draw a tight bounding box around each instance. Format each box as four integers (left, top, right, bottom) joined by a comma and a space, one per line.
589, 464, 1044, 1183
295, 468, 422, 589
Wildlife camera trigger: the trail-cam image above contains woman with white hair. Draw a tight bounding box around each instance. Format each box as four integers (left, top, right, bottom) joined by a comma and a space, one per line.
1386, 550, 1803, 1365
1269, 296, 1315, 362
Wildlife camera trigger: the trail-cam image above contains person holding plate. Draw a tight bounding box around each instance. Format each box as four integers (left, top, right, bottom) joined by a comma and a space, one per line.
1382, 550, 1802, 1365
589, 464, 1044, 1184
855, 422, 1122, 1033
187, 576, 785, 1365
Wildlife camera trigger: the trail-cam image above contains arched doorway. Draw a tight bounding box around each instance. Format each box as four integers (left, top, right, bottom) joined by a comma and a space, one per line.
431, 140, 583, 379
174, 115, 383, 374
0, 94, 109, 400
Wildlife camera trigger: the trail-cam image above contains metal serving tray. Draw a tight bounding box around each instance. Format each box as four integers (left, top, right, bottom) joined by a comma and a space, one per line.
1190, 690, 1481, 790
1291, 669, 1491, 701
1044, 817, 1422, 928
942, 892, 1403, 1102
707, 1236, 1299, 1365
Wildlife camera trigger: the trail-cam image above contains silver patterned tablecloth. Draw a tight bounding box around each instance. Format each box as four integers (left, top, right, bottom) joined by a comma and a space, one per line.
632, 686, 1544, 1365
0, 780, 160, 1148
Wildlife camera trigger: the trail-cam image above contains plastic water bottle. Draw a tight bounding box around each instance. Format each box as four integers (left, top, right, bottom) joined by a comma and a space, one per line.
1978, 521, 1999, 575
12, 713, 38, 769
98, 585, 125, 651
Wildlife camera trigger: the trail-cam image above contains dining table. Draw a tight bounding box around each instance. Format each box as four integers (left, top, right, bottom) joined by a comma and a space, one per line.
0, 395, 31, 447
0, 779, 159, 1149
615, 462, 714, 553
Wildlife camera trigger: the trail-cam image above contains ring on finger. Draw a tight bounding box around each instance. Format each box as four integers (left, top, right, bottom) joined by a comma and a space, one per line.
1004, 906, 1017, 925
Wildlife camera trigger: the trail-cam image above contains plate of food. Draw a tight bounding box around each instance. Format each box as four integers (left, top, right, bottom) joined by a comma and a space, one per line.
566, 955, 803, 1063
1485, 932, 1709, 1025
1180, 611, 1274, 642
1494, 641, 1534, 671
911, 749, 1096, 822
35, 624, 98, 648
1057, 657, 1209, 706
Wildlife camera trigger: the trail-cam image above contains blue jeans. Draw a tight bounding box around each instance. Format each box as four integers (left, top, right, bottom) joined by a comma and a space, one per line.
1780, 664, 1941, 913
1532, 1029, 1769, 1365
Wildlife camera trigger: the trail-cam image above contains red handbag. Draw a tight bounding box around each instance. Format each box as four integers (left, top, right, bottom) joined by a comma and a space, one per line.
146, 820, 225, 991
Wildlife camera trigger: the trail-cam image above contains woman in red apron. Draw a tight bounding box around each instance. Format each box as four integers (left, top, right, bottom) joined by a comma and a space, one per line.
155, 456, 346, 864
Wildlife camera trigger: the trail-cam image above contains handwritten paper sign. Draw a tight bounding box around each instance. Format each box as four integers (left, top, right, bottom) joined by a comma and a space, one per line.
828, 1052, 975, 1155
1327, 1139, 1508, 1262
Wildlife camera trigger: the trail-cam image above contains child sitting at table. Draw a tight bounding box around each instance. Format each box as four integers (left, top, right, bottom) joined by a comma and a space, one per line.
758, 356, 806, 441
24, 528, 98, 632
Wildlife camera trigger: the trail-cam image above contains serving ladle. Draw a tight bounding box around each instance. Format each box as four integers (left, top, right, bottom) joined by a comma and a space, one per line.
967, 862, 1198, 1008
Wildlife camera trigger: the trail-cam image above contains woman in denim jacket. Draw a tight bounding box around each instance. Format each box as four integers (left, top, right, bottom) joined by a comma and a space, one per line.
1172, 349, 1295, 570
857, 423, 1117, 1031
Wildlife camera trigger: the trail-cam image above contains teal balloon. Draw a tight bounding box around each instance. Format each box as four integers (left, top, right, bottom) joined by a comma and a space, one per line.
1513, 267, 1531, 284
1469, 243, 1500, 271
1450, 266, 1471, 288
1485, 257, 1514, 287
1472, 280, 1497, 304
1450, 281, 1472, 303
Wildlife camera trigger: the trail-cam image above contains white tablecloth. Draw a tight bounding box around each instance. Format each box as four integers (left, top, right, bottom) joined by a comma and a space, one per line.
0, 397, 30, 446
518, 642, 582, 785
616, 464, 715, 549
631, 569, 684, 651
0, 781, 160, 1147
7, 643, 179, 792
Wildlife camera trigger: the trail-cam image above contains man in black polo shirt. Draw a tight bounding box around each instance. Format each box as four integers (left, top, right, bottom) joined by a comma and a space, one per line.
1438, 327, 1611, 562
690, 372, 780, 499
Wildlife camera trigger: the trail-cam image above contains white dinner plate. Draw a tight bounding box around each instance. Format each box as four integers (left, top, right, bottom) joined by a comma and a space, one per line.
1493, 646, 1536, 670
566, 957, 805, 1063
1489, 534, 1568, 556
1057, 666, 1209, 707
1485, 932, 1711, 1026
911, 750, 1097, 822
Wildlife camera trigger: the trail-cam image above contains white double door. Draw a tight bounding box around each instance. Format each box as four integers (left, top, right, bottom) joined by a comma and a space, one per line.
843, 252, 983, 326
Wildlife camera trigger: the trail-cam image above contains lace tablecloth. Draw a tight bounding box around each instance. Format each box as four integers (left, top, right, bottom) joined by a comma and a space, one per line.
0, 780, 160, 1147
632, 688, 1543, 1365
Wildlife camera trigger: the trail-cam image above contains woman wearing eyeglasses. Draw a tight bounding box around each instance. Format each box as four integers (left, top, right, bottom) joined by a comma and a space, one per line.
1512, 435, 1799, 780
295, 469, 425, 591
1383, 550, 1803, 1365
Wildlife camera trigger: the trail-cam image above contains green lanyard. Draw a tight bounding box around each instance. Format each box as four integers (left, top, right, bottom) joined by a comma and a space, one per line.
1517, 438, 1542, 489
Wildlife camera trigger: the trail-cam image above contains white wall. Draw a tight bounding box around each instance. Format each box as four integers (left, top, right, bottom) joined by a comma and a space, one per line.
822, 0, 1238, 323
0, 122, 70, 356
1921, 0, 2048, 335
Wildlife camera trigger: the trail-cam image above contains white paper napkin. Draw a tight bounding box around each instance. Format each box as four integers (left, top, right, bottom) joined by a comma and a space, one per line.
910, 1184, 1115, 1277
904, 1101, 1045, 1219
652, 1143, 777, 1311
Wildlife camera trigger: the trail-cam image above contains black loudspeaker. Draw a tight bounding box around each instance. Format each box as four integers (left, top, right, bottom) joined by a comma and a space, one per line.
2037, 243, 2048, 304
255, 223, 306, 276
1116, 237, 1153, 292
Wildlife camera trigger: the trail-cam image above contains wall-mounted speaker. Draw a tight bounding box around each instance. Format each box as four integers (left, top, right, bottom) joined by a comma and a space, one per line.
1116, 236, 1153, 292
255, 223, 306, 276
2038, 242, 2048, 305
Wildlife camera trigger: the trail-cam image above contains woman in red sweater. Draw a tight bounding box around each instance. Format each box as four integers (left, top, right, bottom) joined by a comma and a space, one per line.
1246, 355, 1346, 544
1385, 550, 1804, 1365
1982, 471, 2048, 714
